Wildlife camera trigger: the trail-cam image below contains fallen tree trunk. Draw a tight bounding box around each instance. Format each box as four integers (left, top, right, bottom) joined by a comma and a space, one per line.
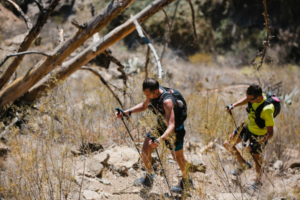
23, 0, 175, 103
0, 0, 136, 109
0, 0, 61, 90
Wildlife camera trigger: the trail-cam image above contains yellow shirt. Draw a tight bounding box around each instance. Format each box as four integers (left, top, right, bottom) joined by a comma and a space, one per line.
248, 94, 275, 135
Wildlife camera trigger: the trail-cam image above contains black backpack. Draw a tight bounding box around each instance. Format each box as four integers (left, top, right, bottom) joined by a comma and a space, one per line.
148, 86, 188, 127
246, 91, 281, 129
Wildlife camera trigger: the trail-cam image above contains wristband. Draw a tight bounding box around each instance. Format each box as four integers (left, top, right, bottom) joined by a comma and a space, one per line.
230, 104, 234, 109
128, 109, 131, 116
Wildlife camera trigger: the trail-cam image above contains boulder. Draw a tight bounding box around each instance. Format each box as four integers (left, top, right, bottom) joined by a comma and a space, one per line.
92, 152, 110, 165
106, 146, 140, 171
82, 190, 102, 200
75, 176, 102, 192
86, 158, 104, 177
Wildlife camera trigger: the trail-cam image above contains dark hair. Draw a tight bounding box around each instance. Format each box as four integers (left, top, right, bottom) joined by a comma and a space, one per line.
143, 78, 159, 92
247, 84, 262, 97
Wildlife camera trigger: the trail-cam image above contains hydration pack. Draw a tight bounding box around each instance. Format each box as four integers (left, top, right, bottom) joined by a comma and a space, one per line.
246, 91, 281, 129
148, 86, 187, 127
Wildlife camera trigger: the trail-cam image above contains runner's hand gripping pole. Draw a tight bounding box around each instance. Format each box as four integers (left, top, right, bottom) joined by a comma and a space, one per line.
115, 107, 140, 155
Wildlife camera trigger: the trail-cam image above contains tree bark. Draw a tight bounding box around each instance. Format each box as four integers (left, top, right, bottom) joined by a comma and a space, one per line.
0, 0, 60, 90
0, 0, 136, 108
23, 0, 175, 103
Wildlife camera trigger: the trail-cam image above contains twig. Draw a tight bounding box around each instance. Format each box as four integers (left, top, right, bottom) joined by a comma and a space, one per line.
133, 17, 162, 79
90, 2, 96, 17
250, 0, 271, 72
103, 50, 128, 104
6, 0, 32, 30
186, 0, 198, 47
145, 46, 150, 79
34, 0, 44, 11
160, 9, 171, 61
0, 51, 51, 67
71, 20, 87, 30
160, 0, 180, 61
80, 67, 124, 109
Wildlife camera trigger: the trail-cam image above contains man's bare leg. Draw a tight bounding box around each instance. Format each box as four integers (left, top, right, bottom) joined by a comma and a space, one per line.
252, 153, 262, 183
171, 149, 187, 179
141, 137, 155, 174
223, 133, 247, 165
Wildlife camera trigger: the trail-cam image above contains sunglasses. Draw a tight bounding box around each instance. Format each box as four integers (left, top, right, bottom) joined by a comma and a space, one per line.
247, 96, 258, 101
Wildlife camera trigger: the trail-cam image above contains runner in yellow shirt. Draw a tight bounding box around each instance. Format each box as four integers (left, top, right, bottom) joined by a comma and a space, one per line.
223, 84, 275, 191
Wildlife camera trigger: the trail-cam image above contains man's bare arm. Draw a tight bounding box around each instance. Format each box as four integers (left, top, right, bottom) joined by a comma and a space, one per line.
160, 99, 175, 141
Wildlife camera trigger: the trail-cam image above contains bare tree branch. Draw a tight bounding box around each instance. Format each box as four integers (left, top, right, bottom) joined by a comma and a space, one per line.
160, 0, 180, 61
0, 51, 51, 67
133, 16, 162, 79
23, 0, 175, 104
71, 20, 87, 30
145, 46, 150, 79
89, 2, 127, 104
102, 50, 128, 103
33, 0, 44, 11
0, 0, 61, 90
250, 0, 271, 72
80, 67, 124, 109
186, 0, 198, 47
0, 0, 137, 108
6, 0, 32, 30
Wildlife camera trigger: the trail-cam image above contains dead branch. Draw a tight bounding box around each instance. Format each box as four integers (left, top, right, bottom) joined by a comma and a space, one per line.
23, 0, 175, 104
6, 0, 32, 30
71, 20, 87, 30
0, 51, 51, 67
145, 46, 150, 79
0, 0, 136, 108
250, 0, 271, 72
34, 0, 44, 11
160, 0, 180, 61
160, 9, 171, 61
0, 0, 61, 90
133, 16, 162, 79
186, 0, 198, 47
80, 67, 123, 109
102, 50, 128, 103
90, 2, 127, 104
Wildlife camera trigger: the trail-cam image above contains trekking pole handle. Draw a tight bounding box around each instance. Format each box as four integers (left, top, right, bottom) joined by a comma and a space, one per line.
115, 107, 126, 117
149, 136, 160, 144
226, 105, 233, 115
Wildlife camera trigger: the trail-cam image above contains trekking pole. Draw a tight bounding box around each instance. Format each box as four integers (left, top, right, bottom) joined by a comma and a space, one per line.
226, 106, 275, 188
149, 136, 175, 200
115, 108, 141, 155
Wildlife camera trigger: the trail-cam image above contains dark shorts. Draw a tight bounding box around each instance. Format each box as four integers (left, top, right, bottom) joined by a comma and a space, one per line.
235, 126, 268, 154
146, 121, 185, 151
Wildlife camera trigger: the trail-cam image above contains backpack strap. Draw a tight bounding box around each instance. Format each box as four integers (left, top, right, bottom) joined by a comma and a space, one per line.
253, 98, 272, 129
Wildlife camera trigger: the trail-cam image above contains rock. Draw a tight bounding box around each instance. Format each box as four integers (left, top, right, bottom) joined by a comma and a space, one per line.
128, 168, 137, 176
106, 146, 139, 170
98, 192, 113, 199
216, 193, 251, 200
86, 158, 104, 177
187, 154, 206, 173
82, 190, 102, 200
97, 178, 111, 185
284, 159, 300, 169
93, 152, 110, 165
76, 176, 102, 191
273, 160, 283, 170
